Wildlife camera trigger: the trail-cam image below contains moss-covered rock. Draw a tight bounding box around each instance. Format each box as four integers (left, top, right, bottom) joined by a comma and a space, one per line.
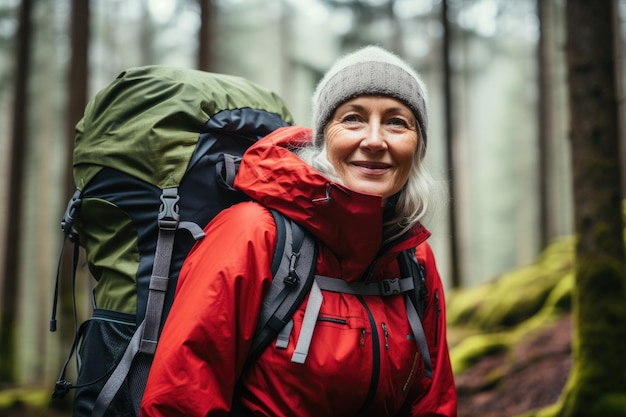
447, 236, 574, 332
450, 332, 512, 374
448, 236, 575, 378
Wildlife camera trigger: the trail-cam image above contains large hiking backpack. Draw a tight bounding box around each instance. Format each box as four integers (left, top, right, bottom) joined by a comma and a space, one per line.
50, 65, 433, 417
50, 66, 318, 417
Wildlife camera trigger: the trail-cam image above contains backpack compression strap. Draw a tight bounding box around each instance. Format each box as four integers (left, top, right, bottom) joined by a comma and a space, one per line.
140, 187, 205, 355
91, 187, 205, 417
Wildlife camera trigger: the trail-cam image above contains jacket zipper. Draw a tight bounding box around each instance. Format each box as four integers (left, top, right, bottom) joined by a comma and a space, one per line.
402, 352, 420, 392
381, 323, 389, 350
355, 295, 380, 415
317, 316, 348, 325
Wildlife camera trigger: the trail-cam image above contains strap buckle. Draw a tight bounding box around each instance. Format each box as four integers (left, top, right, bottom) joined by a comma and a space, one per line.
379, 278, 401, 295
158, 188, 180, 231
61, 189, 82, 235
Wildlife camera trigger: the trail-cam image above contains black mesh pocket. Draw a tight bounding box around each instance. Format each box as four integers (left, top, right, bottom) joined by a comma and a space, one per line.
73, 308, 137, 417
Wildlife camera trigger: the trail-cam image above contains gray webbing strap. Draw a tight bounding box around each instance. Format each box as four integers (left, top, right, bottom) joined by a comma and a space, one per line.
291, 280, 323, 364
247, 212, 317, 364
256, 217, 295, 329
404, 294, 433, 378
222, 154, 240, 190
91, 321, 144, 417
315, 276, 414, 296
140, 192, 206, 355
276, 320, 293, 349
140, 188, 179, 355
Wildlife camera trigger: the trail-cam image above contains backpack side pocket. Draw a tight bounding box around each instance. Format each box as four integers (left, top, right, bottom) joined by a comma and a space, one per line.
73, 308, 136, 417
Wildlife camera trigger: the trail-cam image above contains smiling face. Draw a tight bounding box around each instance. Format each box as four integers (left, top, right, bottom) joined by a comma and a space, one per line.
324, 95, 419, 203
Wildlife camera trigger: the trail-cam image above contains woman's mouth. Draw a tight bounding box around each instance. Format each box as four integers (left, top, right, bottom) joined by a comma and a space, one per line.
351, 161, 392, 174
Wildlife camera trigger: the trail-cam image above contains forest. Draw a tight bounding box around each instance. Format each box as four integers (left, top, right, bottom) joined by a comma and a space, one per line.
0, 0, 625, 416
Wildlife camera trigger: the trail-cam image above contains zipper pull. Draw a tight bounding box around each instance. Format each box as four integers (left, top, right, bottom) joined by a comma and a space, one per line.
381, 323, 389, 350
360, 329, 366, 347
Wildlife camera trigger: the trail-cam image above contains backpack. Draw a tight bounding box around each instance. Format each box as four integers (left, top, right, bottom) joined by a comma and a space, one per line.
50, 66, 431, 417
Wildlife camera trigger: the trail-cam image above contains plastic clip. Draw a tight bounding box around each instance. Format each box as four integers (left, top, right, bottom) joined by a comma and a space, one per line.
61, 189, 82, 235
51, 380, 73, 399
284, 252, 300, 287
158, 188, 180, 231
379, 278, 401, 296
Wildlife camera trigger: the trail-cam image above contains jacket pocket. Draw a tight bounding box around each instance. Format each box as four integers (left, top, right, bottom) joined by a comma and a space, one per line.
73, 308, 137, 417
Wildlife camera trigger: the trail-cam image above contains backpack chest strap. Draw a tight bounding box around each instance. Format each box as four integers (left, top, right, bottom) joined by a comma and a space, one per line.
290, 276, 417, 365
315, 275, 415, 296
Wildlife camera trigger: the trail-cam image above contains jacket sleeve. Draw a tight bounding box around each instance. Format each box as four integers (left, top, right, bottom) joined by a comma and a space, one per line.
410, 242, 457, 417
140, 202, 276, 417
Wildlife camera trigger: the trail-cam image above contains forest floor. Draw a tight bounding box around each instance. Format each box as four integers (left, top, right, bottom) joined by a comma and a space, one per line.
1, 315, 572, 417
455, 313, 572, 417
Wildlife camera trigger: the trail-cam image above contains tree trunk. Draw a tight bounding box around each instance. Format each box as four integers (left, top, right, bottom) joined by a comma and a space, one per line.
442, 0, 461, 288
537, 0, 555, 249
52, 0, 90, 385
0, 0, 33, 384
556, 0, 626, 415
198, 0, 214, 71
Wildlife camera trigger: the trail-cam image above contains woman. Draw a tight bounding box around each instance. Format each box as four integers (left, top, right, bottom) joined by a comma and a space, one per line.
141, 46, 457, 416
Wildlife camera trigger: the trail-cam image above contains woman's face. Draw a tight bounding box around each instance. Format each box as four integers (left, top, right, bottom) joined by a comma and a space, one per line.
325, 95, 419, 203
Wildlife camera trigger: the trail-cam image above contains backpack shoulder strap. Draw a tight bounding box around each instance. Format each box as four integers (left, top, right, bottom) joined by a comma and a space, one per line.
398, 248, 433, 378
246, 210, 317, 364
398, 248, 428, 318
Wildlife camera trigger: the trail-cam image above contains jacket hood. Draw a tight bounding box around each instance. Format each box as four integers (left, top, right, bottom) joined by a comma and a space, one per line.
234, 126, 430, 280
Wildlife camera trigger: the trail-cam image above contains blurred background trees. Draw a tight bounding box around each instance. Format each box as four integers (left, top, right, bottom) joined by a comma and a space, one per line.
0, 0, 624, 415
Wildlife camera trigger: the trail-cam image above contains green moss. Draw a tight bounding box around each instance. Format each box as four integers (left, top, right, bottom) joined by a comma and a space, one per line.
541, 272, 573, 314
588, 394, 626, 415
515, 401, 562, 417
448, 238, 577, 379
446, 285, 493, 326
0, 388, 51, 410
447, 237, 574, 332
450, 332, 511, 374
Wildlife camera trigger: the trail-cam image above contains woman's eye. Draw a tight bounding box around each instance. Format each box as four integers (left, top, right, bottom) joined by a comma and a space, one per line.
342, 114, 360, 123
388, 117, 408, 127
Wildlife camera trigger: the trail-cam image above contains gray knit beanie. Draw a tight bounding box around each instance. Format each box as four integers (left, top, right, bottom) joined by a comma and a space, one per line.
312, 45, 428, 151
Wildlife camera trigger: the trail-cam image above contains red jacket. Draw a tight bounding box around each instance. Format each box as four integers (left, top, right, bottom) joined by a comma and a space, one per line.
141, 126, 457, 416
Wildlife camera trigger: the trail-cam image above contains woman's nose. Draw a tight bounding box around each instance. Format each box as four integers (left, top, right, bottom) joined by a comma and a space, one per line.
360, 123, 388, 152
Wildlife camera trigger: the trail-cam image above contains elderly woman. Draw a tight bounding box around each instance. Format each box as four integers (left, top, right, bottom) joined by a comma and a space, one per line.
141, 46, 457, 417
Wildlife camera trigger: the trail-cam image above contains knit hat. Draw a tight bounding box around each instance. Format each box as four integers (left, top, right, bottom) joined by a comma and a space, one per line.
312, 45, 428, 151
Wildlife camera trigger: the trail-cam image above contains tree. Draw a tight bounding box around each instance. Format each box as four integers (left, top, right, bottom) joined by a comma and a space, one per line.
537, 0, 555, 250
539, 0, 626, 415
442, 0, 461, 288
0, 0, 33, 384
198, 0, 215, 71
51, 0, 90, 382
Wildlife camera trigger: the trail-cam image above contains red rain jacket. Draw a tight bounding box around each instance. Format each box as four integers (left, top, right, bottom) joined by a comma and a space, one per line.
141, 126, 457, 416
